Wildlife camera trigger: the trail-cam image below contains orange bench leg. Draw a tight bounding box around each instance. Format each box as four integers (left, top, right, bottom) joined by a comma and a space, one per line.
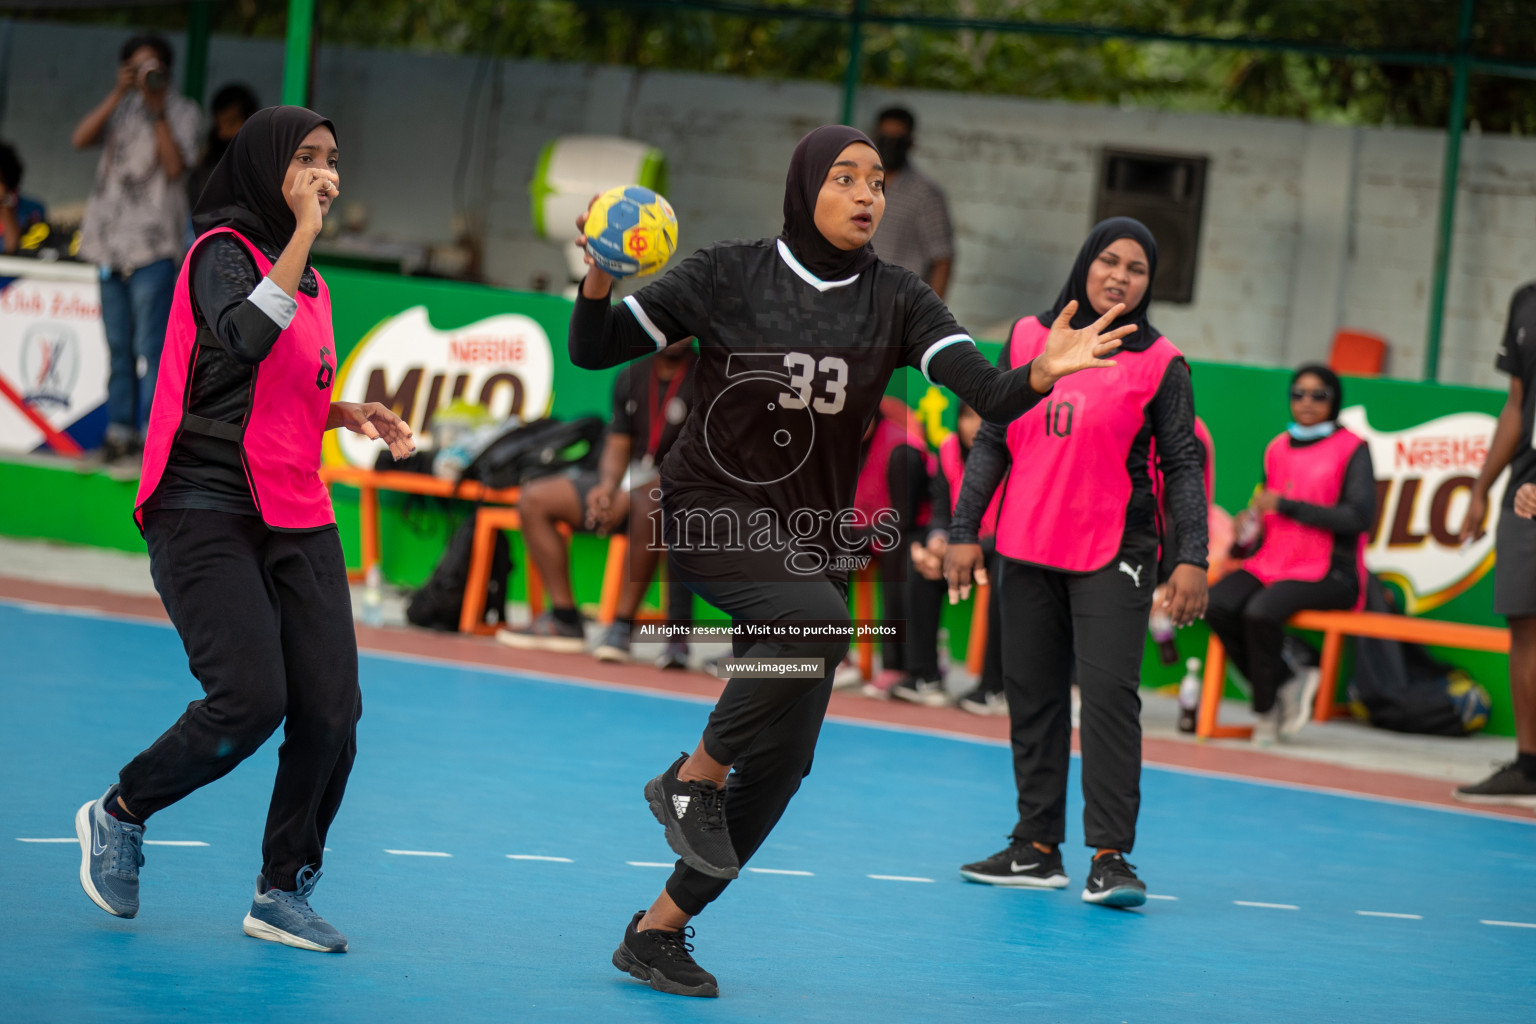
855, 567, 876, 681
1196, 635, 1252, 740
359, 484, 380, 579
598, 535, 629, 625
1314, 630, 1344, 722
458, 511, 500, 635
965, 583, 989, 676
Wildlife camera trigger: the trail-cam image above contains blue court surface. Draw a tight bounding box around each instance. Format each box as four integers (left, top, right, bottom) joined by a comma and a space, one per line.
3, 601, 1534, 1023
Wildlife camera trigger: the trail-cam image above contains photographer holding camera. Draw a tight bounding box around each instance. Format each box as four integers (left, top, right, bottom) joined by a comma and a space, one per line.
73, 34, 201, 466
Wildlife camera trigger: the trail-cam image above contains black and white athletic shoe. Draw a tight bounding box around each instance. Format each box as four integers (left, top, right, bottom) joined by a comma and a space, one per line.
612, 911, 719, 998
655, 640, 690, 671
1453, 763, 1536, 808
644, 753, 739, 879
1081, 852, 1147, 908
959, 840, 1068, 889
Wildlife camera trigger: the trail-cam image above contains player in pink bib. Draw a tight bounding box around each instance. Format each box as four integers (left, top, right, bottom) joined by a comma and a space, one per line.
73, 107, 413, 953
943, 218, 1209, 907
1208, 364, 1375, 745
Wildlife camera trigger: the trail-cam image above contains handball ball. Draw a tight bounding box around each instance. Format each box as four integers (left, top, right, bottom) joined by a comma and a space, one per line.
585, 185, 678, 278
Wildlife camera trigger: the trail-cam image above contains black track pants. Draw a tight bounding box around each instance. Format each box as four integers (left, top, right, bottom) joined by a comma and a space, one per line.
118, 509, 361, 892
997, 531, 1157, 853
1205, 568, 1358, 713
660, 531, 851, 916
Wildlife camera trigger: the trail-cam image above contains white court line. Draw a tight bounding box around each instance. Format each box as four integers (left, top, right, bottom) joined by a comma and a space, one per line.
384, 849, 451, 857
1234, 901, 1299, 910
626, 861, 674, 868
1357, 911, 1421, 920
1146, 894, 1179, 901
507, 854, 573, 863
868, 874, 935, 883
144, 840, 209, 847
16, 837, 76, 843
747, 867, 813, 876
1482, 919, 1536, 929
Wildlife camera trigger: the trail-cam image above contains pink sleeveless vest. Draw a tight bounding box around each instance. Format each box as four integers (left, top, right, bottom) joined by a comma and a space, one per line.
994, 315, 1180, 572
135, 228, 336, 531
1242, 428, 1368, 606
854, 415, 935, 549
939, 433, 999, 539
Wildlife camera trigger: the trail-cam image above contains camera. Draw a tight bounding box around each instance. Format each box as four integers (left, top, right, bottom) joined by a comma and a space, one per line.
140, 62, 167, 93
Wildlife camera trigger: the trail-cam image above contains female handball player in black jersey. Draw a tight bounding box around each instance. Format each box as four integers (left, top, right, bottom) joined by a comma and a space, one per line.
568, 124, 1134, 998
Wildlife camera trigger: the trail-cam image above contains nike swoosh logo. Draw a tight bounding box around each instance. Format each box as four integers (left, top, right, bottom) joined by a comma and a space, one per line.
92, 817, 109, 857
1010, 861, 1041, 872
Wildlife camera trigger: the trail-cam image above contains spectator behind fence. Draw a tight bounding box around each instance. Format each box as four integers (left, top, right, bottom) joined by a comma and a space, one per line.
73, 33, 201, 465
188, 83, 260, 209
496, 340, 698, 669
0, 141, 47, 255
1206, 365, 1376, 747
868, 106, 955, 299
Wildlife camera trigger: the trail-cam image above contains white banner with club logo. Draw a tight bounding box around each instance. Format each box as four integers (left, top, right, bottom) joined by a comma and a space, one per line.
1338, 405, 1506, 613
0, 264, 107, 454
325, 306, 554, 468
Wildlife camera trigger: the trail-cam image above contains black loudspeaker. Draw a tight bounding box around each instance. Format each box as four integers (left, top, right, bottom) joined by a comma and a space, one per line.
1094, 149, 1208, 304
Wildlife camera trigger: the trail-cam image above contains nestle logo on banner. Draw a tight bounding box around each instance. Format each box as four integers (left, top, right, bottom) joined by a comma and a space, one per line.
20, 324, 80, 411
325, 307, 555, 468
1340, 407, 1506, 614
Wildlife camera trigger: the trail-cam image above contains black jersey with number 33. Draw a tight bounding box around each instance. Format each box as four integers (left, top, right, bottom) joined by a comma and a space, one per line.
619, 238, 972, 524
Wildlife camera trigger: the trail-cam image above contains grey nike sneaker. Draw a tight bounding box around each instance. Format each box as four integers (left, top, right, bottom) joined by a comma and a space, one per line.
594, 621, 633, 663
243, 867, 347, 952
959, 839, 1068, 889
75, 790, 144, 918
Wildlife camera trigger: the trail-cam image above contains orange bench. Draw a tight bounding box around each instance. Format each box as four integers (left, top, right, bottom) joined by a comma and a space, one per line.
1196, 609, 1510, 740
320, 464, 521, 582
851, 568, 989, 681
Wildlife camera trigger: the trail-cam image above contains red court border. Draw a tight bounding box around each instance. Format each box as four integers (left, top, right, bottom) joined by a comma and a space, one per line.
3, 573, 1529, 825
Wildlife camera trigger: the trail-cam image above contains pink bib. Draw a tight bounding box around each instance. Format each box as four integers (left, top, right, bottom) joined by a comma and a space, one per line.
994, 315, 1180, 572
854, 415, 935, 550
136, 228, 336, 531
1242, 428, 1368, 605
939, 433, 999, 540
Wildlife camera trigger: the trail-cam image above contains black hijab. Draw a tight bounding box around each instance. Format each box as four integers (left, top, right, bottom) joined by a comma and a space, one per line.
1291, 362, 1344, 421
780, 124, 881, 281
192, 105, 336, 253
1041, 217, 1161, 352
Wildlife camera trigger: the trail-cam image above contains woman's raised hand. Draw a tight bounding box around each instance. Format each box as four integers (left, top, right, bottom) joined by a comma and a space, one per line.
1030, 300, 1134, 393
576, 196, 616, 300
290, 167, 338, 239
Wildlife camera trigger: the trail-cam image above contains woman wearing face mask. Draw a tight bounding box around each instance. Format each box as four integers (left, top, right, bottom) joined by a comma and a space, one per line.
75, 107, 413, 954
568, 125, 1132, 998
944, 218, 1209, 908
1206, 365, 1375, 745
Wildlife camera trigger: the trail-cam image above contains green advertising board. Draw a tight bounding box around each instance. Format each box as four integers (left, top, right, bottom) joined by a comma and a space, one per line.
0, 266, 1517, 733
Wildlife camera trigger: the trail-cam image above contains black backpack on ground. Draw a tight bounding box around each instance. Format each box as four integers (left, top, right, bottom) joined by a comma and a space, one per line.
1346, 575, 1491, 736
405, 515, 512, 632
461, 416, 604, 489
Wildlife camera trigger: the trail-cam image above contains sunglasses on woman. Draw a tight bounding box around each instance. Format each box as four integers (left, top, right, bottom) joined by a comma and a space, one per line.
1290, 388, 1331, 402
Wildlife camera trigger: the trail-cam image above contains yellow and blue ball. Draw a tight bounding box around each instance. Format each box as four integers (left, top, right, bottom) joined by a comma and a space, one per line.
584, 185, 678, 279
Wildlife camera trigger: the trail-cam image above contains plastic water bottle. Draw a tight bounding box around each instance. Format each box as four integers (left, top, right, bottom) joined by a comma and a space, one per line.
1177, 656, 1201, 733
362, 564, 385, 628
1149, 609, 1180, 666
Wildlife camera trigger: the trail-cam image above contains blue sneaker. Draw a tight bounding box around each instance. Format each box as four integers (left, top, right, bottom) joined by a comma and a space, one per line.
74, 790, 144, 918
242, 867, 348, 953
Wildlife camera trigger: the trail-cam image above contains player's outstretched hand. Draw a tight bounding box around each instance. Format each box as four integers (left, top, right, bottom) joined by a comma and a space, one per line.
1031, 300, 1134, 393
576, 195, 616, 300
943, 541, 988, 605
1158, 563, 1208, 629
331, 401, 416, 460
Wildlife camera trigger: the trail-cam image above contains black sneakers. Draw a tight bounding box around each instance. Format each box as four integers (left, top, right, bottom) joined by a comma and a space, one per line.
1453, 762, 1536, 807
959, 839, 1068, 889
1081, 852, 1147, 908
644, 753, 739, 879
612, 911, 719, 998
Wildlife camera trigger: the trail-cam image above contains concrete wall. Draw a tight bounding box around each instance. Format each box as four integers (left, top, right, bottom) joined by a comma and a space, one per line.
6, 19, 1534, 388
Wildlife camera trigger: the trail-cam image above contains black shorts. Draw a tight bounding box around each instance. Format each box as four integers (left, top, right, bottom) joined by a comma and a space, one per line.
1494, 510, 1536, 618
